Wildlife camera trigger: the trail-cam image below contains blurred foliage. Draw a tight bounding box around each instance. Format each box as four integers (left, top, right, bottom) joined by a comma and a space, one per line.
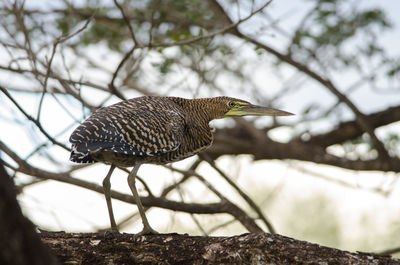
3, 0, 397, 100
55, 0, 216, 52
290, 0, 393, 71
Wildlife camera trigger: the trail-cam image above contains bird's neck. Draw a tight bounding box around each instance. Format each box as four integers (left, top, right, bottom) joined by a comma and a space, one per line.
170, 97, 223, 122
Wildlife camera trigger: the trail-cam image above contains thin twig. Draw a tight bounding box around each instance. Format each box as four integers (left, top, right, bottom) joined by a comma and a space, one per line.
151, 0, 273, 48
37, 15, 93, 121
0, 141, 262, 233
161, 159, 202, 196
0, 63, 110, 94
210, 0, 391, 162
0, 85, 70, 151
289, 162, 393, 197
238, 34, 390, 161
113, 159, 203, 231
113, 0, 140, 47
118, 167, 155, 198
207, 218, 237, 235
200, 153, 276, 234
175, 181, 208, 236
166, 164, 263, 233
109, 0, 143, 100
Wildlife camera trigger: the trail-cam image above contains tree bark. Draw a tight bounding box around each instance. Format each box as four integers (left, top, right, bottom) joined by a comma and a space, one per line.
0, 161, 59, 265
40, 231, 399, 265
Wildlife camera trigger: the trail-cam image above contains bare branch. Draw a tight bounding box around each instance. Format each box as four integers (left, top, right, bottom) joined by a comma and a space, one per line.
112, 0, 140, 48
209, 0, 391, 160
199, 153, 276, 234
37, 15, 93, 121
151, 0, 273, 48
304, 105, 400, 148
208, 125, 400, 172
0, 140, 261, 232
108, 0, 144, 100
166, 164, 263, 233
0, 85, 70, 151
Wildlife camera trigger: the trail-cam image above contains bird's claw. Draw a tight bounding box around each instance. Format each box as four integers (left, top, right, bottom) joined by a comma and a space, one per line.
134, 226, 159, 238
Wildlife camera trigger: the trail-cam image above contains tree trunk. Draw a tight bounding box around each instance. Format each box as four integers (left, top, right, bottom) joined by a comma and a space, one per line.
40, 231, 399, 265
0, 162, 59, 265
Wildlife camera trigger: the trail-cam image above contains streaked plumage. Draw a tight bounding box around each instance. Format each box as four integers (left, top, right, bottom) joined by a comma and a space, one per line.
69, 96, 293, 234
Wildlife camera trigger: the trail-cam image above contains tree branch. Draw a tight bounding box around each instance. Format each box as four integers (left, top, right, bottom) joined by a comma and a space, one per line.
0, 140, 261, 232
39, 232, 399, 264
207, 124, 400, 172
0, 85, 70, 151
208, 0, 391, 160
199, 153, 276, 234
304, 105, 400, 148
236, 34, 391, 159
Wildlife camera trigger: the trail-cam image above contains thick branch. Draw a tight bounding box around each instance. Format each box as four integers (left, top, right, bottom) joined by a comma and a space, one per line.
304, 105, 400, 147
207, 125, 400, 172
39, 231, 399, 264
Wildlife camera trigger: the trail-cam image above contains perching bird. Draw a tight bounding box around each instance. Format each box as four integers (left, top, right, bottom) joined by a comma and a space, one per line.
69, 96, 293, 234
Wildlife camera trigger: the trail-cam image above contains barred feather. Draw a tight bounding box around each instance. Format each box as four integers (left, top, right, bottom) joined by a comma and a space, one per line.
69, 96, 226, 166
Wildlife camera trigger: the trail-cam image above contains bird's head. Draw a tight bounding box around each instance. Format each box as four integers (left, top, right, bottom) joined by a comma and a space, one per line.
217, 97, 294, 118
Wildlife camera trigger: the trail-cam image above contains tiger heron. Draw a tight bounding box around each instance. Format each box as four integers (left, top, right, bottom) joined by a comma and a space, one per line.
69, 96, 293, 234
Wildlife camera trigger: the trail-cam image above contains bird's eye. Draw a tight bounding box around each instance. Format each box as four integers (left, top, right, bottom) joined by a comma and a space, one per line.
228, 101, 236, 108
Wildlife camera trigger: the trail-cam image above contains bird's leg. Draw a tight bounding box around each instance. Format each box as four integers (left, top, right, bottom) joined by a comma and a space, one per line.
102, 164, 118, 231
127, 162, 158, 235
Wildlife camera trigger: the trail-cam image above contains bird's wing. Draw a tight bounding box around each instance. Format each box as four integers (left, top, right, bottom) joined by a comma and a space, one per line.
69, 102, 185, 160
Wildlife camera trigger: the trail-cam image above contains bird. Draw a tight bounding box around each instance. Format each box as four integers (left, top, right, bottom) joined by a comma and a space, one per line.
69, 96, 293, 235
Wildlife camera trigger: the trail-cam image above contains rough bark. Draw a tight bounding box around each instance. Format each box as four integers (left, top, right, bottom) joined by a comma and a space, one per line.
40, 231, 399, 265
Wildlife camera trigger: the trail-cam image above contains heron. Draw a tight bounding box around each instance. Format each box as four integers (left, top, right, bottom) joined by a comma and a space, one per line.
69, 96, 293, 235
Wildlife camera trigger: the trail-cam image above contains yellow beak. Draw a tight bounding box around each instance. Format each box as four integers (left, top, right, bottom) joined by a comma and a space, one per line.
225, 104, 294, 117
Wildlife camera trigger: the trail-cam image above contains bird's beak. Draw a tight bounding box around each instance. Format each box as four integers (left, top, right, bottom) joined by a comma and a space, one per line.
242, 104, 294, 116
225, 104, 294, 117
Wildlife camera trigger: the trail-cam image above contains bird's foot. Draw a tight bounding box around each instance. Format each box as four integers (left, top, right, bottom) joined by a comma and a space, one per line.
135, 226, 159, 237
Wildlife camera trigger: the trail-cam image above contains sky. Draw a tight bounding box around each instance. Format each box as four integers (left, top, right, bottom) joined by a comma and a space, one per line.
1, 0, 400, 253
